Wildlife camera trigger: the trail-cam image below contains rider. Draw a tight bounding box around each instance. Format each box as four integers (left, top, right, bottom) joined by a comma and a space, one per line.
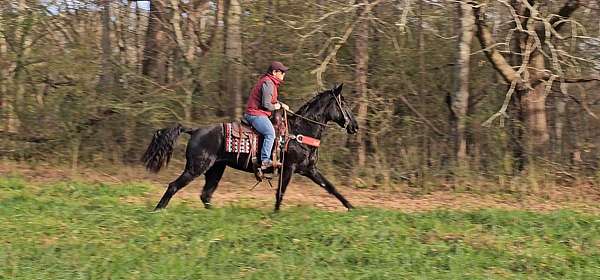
244, 61, 290, 170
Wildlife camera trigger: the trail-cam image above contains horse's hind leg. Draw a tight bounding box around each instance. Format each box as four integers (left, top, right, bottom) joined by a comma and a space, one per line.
200, 163, 226, 209
154, 170, 198, 210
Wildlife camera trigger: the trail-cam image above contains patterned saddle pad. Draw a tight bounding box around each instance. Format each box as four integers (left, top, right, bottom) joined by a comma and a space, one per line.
224, 122, 258, 154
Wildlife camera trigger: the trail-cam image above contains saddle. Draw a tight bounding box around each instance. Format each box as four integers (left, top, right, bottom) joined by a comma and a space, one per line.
224, 121, 258, 154
223, 111, 287, 178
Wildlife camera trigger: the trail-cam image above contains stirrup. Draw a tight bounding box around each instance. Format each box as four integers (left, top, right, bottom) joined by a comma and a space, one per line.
254, 168, 263, 182
254, 168, 273, 182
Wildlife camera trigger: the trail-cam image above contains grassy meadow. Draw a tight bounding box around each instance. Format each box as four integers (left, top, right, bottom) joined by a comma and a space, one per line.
1, 174, 600, 279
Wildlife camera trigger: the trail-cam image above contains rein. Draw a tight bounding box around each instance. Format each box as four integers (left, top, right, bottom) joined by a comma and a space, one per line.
285, 109, 329, 127
281, 91, 349, 149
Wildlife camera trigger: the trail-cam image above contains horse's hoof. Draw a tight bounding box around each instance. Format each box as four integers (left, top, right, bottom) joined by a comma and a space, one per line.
203, 202, 212, 209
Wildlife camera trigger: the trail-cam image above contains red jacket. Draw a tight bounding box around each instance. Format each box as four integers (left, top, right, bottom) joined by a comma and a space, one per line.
245, 74, 281, 117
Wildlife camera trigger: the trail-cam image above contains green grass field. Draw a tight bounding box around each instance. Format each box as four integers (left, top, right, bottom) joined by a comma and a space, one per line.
1, 175, 600, 279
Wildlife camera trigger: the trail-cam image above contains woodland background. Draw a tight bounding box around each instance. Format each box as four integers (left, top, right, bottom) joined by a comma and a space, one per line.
2, 0, 600, 189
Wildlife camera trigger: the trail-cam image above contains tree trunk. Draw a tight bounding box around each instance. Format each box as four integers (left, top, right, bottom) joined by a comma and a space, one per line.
416, 0, 432, 174
142, 0, 169, 83
554, 96, 566, 162
566, 99, 583, 164
0, 19, 8, 132
224, 0, 243, 118
134, 1, 144, 73
518, 48, 549, 161
417, 0, 425, 87
99, 0, 114, 91
71, 136, 81, 172
12, 0, 32, 132
507, 2, 527, 170
451, 3, 474, 167
115, 1, 131, 85
355, 0, 370, 170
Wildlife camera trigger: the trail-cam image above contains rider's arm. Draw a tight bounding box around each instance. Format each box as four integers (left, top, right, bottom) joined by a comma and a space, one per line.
261, 80, 281, 111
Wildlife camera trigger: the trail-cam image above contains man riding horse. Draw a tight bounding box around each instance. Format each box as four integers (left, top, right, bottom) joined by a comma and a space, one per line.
244, 61, 290, 172
143, 61, 360, 211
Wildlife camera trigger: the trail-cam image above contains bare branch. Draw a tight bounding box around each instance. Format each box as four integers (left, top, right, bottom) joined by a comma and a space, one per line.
560, 77, 600, 83
310, 0, 383, 88
473, 4, 523, 85
398, 94, 446, 136
482, 79, 518, 127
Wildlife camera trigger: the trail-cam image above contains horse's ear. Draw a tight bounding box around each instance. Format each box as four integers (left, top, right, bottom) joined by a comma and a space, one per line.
334, 83, 344, 95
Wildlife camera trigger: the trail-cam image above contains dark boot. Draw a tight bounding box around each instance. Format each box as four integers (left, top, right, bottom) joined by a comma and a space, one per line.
254, 160, 281, 181
261, 160, 281, 170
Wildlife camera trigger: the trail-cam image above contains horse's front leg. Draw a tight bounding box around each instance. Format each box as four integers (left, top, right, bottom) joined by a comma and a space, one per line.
274, 165, 296, 212
303, 168, 353, 210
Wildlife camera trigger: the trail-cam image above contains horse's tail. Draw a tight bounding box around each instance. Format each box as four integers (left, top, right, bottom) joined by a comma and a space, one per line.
141, 123, 194, 173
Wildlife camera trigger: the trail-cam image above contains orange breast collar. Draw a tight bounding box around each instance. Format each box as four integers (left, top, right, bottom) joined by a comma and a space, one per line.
295, 134, 320, 147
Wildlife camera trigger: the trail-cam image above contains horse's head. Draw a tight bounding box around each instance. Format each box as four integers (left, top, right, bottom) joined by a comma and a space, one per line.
325, 84, 358, 134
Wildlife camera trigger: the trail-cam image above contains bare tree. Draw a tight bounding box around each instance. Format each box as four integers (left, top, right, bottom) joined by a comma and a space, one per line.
474, 0, 586, 168
451, 2, 475, 167
223, 0, 243, 118
355, 0, 370, 170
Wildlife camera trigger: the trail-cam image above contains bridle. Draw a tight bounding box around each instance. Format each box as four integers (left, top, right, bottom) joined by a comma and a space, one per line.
285, 91, 350, 129
333, 93, 351, 129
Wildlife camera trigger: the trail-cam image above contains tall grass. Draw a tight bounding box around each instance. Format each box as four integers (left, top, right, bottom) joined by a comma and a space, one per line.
1, 175, 599, 279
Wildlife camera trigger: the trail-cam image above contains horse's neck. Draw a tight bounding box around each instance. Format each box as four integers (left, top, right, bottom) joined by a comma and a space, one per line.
290, 109, 327, 139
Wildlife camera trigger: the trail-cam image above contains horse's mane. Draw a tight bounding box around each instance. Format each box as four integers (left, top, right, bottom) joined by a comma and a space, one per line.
294, 90, 331, 116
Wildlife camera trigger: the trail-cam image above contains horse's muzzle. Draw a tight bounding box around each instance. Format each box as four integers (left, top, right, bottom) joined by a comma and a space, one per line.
346, 126, 358, 134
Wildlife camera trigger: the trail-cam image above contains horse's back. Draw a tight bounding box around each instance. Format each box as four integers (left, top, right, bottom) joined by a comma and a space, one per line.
186, 124, 224, 157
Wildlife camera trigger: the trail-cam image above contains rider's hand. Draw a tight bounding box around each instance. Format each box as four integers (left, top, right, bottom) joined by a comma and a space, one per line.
273, 103, 282, 110
280, 102, 290, 111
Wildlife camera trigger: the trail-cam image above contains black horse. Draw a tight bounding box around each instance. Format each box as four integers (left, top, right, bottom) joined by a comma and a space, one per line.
142, 84, 359, 211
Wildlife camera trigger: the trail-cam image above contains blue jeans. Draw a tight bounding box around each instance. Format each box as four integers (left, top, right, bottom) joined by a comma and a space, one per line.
244, 114, 275, 163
